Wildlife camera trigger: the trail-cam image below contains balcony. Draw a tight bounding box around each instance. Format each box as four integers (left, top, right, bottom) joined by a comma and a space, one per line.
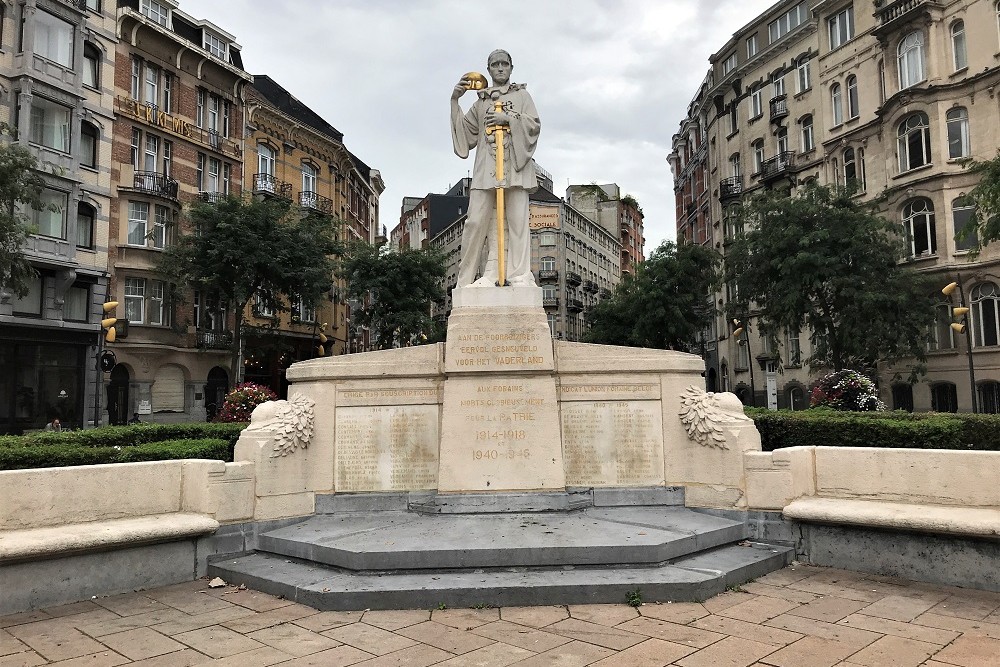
538, 269, 558, 282
253, 173, 292, 199
875, 0, 936, 25
769, 95, 788, 122
197, 330, 232, 350
132, 171, 178, 199
199, 191, 228, 203
583, 280, 598, 293
300, 191, 333, 214
719, 176, 744, 202
599, 288, 612, 299
566, 271, 582, 286
567, 298, 584, 312
542, 296, 559, 308
759, 151, 795, 182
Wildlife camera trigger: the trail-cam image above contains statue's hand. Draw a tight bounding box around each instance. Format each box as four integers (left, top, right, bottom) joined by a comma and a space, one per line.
451, 80, 469, 101
485, 110, 511, 127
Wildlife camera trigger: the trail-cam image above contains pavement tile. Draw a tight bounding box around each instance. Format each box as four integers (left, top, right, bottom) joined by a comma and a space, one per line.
322, 622, 418, 656
151, 605, 257, 635
196, 646, 294, 666
498, 606, 568, 628
270, 644, 373, 667
0, 630, 29, 658
858, 595, 938, 623
757, 636, 858, 667
431, 608, 500, 629
47, 650, 131, 666
471, 620, 571, 652
838, 613, 960, 645
358, 609, 430, 631
690, 614, 803, 646
395, 620, 495, 654
349, 643, 453, 667
433, 641, 536, 666
741, 582, 822, 604
928, 594, 1000, 621
247, 622, 341, 657
77, 608, 191, 637
7, 619, 109, 662
911, 612, 1000, 639
215, 590, 293, 613
99, 627, 187, 660
786, 580, 886, 603
126, 648, 211, 666
41, 602, 106, 619
508, 639, 613, 667
702, 591, 756, 613
173, 625, 266, 659
718, 596, 801, 624
590, 637, 697, 666
842, 634, 938, 667
566, 604, 639, 626
0, 652, 47, 667
786, 597, 868, 623
617, 617, 726, 648
545, 617, 647, 650
93, 594, 173, 617
763, 613, 882, 650
221, 604, 319, 633
638, 602, 708, 625
292, 611, 364, 632
931, 634, 1000, 666
150, 592, 235, 616
675, 636, 778, 667
0, 614, 52, 631
757, 566, 814, 586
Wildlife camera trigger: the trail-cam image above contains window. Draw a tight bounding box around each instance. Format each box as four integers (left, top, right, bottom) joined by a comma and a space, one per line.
203, 31, 227, 60
931, 383, 958, 412
77, 203, 94, 249
844, 148, 865, 190
979, 381, 1000, 414
828, 6, 854, 49
143, 133, 158, 172
254, 290, 275, 318
953, 197, 977, 252
130, 58, 141, 99
258, 143, 275, 176
892, 384, 914, 412
752, 140, 765, 173
149, 280, 165, 325
194, 291, 227, 331
290, 295, 316, 323
206, 157, 220, 192
737, 338, 750, 369
13, 276, 43, 316
972, 282, 1000, 347
897, 31, 925, 89
730, 153, 741, 178
80, 122, 98, 168
144, 63, 159, 107
786, 329, 801, 366
830, 83, 843, 125
846, 75, 858, 119
897, 112, 931, 171
196, 89, 229, 136
124, 278, 145, 323
33, 10, 73, 67
746, 34, 758, 58
728, 102, 738, 134
539, 232, 556, 246
127, 201, 148, 246
163, 72, 173, 111
722, 52, 737, 76
930, 303, 956, 351
801, 115, 814, 151
131, 127, 141, 169
163, 140, 172, 177
540, 256, 556, 271
947, 107, 970, 159
29, 97, 71, 152
124, 277, 167, 325
153, 204, 170, 249
902, 198, 936, 257
65, 284, 90, 322
140, 0, 170, 27
797, 58, 811, 92
772, 74, 785, 98
29, 189, 67, 239
951, 20, 967, 71
768, 2, 807, 43
302, 163, 318, 194
750, 85, 763, 118
776, 127, 788, 154
83, 43, 100, 88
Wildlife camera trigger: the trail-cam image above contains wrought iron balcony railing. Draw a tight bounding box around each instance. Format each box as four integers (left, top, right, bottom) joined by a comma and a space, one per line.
583, 280, 598, 293
769, 95, 788, 121
199, 191, 228, 203
300, 190, 333, 214
566, 271, 582, 286
719, 176, 744, 200
197, 330, 232, 349
567, 298, 584, 312
537, 269, 558, 281
542, 297, 559, 308
253, 173, 292, 199
132, 171, 179, 199
759, 151, 796, 181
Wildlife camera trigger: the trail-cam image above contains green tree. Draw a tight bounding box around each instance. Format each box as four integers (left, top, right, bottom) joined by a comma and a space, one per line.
584, 240, 721, 350
724, 183, 938, 373
158, 196, 340, 380
0, 127, 51, 297
340, 243, 446, 349
958, 152, 1000, 252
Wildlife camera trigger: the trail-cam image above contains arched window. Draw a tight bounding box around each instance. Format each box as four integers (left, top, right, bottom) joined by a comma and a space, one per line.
931, 383, 958, 412
540, 256, 556, 271
83, 42, 100, 89
301, 162, 317, 194
946, 107, 970, 159
752, 140, 765, 173
776, 126, 788, 154
979, 381, 1000, 414
897, 112, 931, 171
953, 196, 977, 252
892, 384, 914, 412
897, 31, 925, 89
902, 198, 936, 257
846, 75, 859, 119
800, 114, 814, 151
76, 202, 95, 249
844, 147, 857, 186
80, 122, 98, 168
831, 82, 843, 125
729, 153, 741, 178
971, 282, 1000, 347
930, 303, 956, 351
951, 20, 967, 71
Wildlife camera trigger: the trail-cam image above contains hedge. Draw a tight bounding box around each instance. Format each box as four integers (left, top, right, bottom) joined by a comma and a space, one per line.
0, 423, 246, 450
747, 408, 1000, 451
0, 438, 231, 470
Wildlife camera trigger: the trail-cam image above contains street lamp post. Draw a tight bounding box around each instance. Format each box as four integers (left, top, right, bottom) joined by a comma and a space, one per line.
943, 276, 978, 413
732, 318, 756, 407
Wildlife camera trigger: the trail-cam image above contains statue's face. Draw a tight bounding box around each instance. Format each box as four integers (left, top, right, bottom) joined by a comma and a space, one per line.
488, 54, 511, 86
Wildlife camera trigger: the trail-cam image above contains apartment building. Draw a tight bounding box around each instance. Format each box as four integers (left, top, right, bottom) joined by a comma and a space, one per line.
0, 0, 116, 433
670, 0, 1000, 412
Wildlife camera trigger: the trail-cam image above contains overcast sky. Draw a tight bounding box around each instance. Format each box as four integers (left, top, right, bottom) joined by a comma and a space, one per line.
189, 0, 775, 251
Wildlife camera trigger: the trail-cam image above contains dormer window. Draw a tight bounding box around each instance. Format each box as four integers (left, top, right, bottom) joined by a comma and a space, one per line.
140, 0, 170, 27
203, 31, 227, 60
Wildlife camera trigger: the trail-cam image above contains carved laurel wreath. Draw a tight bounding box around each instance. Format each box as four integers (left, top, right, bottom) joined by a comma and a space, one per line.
677, 385, 745, 450
268, 393, 315, 458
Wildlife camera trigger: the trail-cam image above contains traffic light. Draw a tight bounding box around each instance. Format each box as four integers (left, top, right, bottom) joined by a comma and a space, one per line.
732, 318, 745, 340
101, 301, 118, 342
942, 282, 970, 334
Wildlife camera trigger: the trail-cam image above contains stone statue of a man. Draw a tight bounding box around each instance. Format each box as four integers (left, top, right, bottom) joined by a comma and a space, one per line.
451, 49, 540, 287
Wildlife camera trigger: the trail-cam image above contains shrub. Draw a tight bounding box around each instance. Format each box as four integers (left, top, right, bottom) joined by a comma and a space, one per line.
0, 438, 230, 470
216, 382, 277, 423
809, 370, 885, 411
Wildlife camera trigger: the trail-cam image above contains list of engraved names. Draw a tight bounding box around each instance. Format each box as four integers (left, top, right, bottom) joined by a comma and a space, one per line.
562, 400, 663, 487
335, 405, 438, 492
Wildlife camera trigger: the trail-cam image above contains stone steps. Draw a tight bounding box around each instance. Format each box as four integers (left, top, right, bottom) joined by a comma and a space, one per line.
208, 542, 794, 610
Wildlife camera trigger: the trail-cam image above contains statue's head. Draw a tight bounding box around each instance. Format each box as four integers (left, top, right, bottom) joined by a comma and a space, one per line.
487, 49, 512, 86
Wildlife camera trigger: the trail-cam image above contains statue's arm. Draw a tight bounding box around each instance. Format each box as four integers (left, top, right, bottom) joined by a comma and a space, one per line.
451, 99, 478, 159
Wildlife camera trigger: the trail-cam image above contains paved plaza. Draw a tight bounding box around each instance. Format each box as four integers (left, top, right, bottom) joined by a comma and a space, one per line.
3, 564, 1000, 666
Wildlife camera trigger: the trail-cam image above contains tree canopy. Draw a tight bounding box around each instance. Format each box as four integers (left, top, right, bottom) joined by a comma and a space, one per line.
158, 195, 340, 380
958, 152, 1000, 253
584, 240, 721, 350
0, 127, 51, 297
724, 183, 938, 374
340, 243, 446, 350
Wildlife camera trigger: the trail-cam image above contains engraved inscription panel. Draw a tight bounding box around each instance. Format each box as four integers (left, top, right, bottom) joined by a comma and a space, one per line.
445, 311, 555, 373
559, 380, 660, 402
337, 385, 440, 407
562, 401, 664, 487
335, 404, 439, 492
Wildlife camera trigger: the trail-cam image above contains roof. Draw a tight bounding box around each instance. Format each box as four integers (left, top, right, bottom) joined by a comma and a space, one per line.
250, 75, 344, 143
530, 186, 562, 204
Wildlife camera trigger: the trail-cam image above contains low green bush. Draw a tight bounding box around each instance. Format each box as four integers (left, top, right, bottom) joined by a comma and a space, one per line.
0, 438, 231, 470
0, 423, 245, 450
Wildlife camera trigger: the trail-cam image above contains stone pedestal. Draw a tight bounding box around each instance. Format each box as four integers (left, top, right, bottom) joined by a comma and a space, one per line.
438, 286, 565, 492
